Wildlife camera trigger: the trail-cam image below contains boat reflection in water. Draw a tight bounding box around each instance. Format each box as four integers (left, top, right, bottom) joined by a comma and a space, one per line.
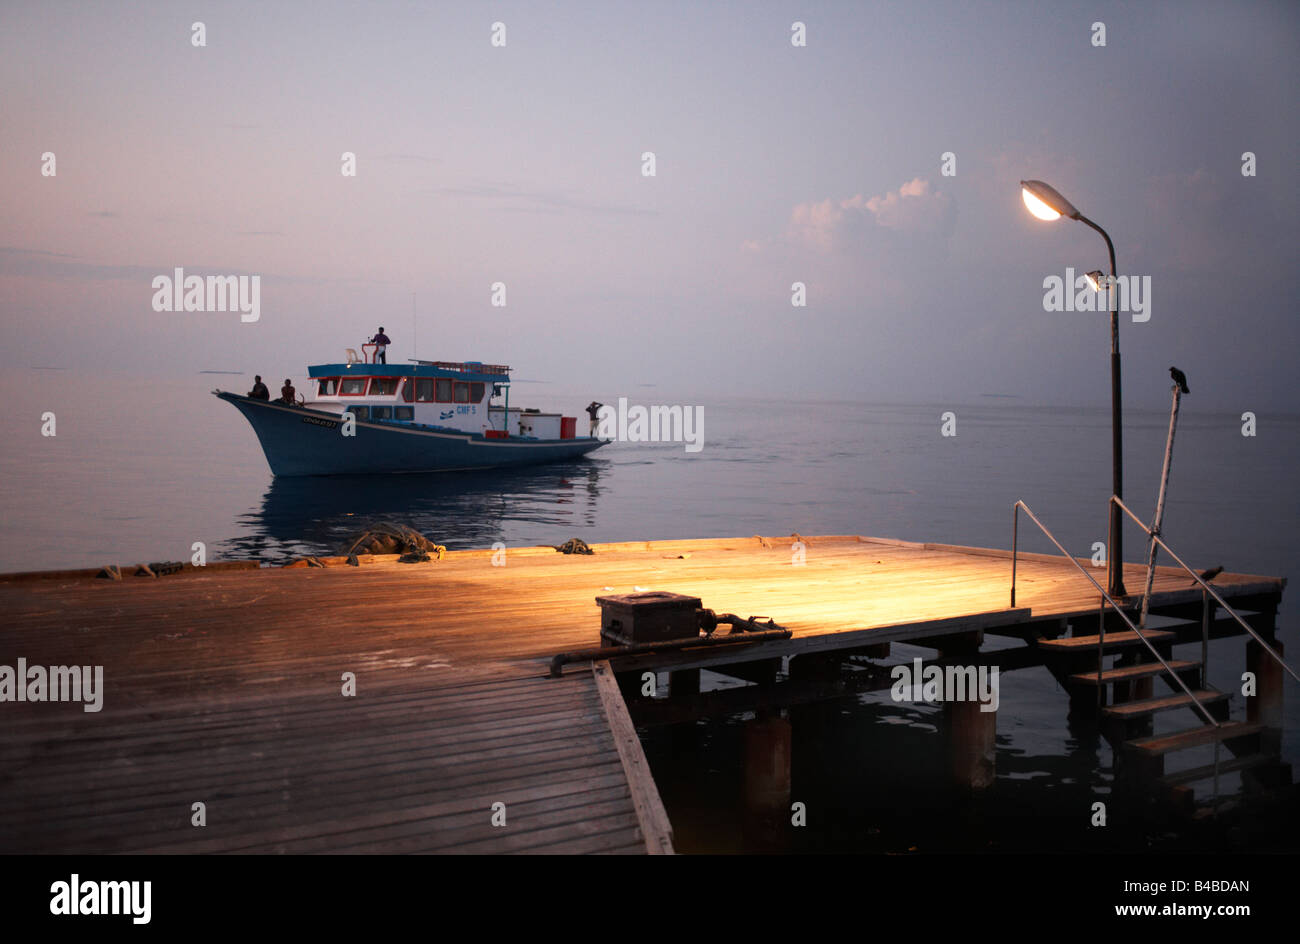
216, 458, 607, 564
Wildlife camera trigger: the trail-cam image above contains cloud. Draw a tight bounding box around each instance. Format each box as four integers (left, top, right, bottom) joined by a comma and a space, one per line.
736, 178, 961, 310
784, 177, 955, 253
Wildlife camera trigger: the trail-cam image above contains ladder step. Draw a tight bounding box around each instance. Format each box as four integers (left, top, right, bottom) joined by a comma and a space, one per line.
1039, 629, 1175, 652
1161, 753, 1275, 788
1126, 721, 1264, 757
1102, 689, 1229, 720
1069, 659, 1199, 686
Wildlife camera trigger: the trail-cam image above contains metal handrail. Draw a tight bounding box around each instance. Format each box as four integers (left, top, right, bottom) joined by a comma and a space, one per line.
1012, 500, 1220, 726
1111, 495, 1300, 686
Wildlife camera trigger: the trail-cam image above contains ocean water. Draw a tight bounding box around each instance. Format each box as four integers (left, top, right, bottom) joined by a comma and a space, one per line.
2, 368, 1297, 852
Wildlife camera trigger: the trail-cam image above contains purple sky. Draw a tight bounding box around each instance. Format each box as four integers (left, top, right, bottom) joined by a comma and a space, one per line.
2, 0, 1296, 409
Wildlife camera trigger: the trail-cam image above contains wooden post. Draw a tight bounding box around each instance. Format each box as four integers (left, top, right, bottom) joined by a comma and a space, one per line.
1247, 638, 1284, 751
947, 697, 996, 789
666, 668, 701, 751
944, 634, 996, 790
743, 714, 792, 852
1139, 384, 1181, 628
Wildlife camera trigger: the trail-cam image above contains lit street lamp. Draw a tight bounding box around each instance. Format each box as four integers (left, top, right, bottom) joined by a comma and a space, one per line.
1021, 179, 1127, 597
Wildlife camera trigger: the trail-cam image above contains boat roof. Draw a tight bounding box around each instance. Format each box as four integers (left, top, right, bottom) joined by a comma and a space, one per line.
308, 359, 511, 383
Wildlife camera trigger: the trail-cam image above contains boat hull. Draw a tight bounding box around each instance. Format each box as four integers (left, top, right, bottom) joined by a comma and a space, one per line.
216, 392, 606, 476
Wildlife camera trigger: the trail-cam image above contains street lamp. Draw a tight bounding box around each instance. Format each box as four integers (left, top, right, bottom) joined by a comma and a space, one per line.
1021, 179, 1127, 597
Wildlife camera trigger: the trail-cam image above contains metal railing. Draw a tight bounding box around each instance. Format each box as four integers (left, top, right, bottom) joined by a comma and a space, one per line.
1011, 500, 1220, 726
1111, 494, 1299, 686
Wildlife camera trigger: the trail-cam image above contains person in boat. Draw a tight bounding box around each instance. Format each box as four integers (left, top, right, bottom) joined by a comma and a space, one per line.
248, 376, 270, 400
586, 401, 603, 436
280, 378, 296, 405
370, 327, 391, 364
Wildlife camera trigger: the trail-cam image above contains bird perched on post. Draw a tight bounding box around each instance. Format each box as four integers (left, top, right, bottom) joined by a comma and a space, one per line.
1169, 366, 1190, 394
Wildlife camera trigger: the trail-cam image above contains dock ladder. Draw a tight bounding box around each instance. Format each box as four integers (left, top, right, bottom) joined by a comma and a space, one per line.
1011, 498, 1296, 815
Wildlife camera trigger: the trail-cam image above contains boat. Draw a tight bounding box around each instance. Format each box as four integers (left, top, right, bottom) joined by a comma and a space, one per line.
215, 347, 607, 476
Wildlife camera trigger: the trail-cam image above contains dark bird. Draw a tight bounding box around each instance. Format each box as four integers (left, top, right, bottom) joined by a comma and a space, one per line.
1191, 564, 1223, 585
1169, 366, 1190, 394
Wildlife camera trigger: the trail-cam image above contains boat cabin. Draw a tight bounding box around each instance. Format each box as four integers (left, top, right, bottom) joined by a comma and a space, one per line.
305, 359, 576, 440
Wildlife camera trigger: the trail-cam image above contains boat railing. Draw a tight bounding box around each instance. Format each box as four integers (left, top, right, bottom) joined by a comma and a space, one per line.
408, 358, 511, 375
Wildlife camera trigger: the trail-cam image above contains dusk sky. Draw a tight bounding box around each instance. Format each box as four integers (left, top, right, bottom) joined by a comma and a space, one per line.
2, 0, 1296, 409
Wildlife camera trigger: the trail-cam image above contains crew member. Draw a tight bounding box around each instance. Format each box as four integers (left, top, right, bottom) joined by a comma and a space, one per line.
370, 327, 391, 364
249, 375, 270, 400
281, 378, 296, 404
586, 401, 603, 437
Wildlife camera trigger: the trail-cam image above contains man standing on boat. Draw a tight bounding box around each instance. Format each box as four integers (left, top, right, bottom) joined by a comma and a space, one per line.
248, 375, 270, 400
586, 401, 603, 437
370, 327, 391, 364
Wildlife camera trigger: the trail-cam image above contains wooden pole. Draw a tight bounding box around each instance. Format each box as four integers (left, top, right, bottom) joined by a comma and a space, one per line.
947, 697, 997, 789
1139, 385, 1182, 628
1246, 638, 1284, 729
743, 714, 792, 852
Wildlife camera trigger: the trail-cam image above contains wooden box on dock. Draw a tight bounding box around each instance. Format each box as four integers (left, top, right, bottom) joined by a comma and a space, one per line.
596, 591, 702, 644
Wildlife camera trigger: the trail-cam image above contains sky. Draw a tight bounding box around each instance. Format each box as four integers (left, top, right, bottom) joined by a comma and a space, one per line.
1, 0, 1296, 410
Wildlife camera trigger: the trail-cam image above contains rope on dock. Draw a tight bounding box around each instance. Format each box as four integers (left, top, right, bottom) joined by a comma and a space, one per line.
342, 523, 447, 563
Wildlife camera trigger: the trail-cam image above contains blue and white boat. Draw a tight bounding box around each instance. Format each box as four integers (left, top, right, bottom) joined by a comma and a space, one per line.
216, 351, 606, 476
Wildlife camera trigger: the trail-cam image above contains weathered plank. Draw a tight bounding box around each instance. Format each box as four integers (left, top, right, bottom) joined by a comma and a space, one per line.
593, 660, 674, 854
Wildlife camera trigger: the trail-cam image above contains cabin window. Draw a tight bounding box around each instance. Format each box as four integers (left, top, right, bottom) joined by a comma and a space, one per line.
317, 377, 338, 396
348, 406, 369, 420
454, 382, 470, 403
371, 405, 393, 420
436, 378, 453, 402
395, 406, 414, 421
370, 377, 399, 396
340, 377, 368, 396
401, 379, 414, 402
415, 378, 435, 402
470, 382, 485, 402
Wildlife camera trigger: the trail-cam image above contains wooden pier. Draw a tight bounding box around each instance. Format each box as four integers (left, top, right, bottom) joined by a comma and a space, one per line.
0, 534, 1288, 852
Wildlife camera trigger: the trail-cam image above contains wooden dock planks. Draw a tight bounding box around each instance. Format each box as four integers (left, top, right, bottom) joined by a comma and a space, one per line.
0, 534, 1283, 854
0, 670, 652, 854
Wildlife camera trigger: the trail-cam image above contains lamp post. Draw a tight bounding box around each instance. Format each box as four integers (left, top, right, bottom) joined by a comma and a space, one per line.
1021, 179, 1127, 598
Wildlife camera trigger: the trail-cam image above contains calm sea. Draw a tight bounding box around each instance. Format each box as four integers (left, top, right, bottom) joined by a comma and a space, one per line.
2, 368, 1296, 852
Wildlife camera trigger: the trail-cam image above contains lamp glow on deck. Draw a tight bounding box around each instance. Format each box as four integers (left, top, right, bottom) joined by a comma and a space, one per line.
1085, 270, 1105, 291
1021, 187, 1061, 221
